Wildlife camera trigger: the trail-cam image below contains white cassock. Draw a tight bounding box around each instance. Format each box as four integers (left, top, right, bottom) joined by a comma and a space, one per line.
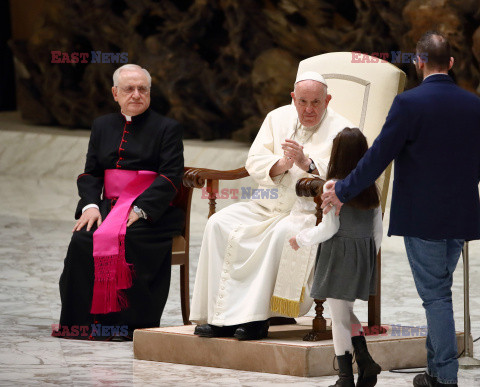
190, 104, 353, 326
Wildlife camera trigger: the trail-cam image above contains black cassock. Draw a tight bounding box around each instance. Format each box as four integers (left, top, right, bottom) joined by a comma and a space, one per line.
58, 109, 184, 339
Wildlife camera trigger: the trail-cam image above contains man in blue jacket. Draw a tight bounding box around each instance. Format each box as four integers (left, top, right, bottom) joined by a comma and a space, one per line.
322, 31, 480, 387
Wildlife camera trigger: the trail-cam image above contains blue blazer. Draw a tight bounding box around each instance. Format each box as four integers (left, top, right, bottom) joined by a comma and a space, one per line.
336, 74, 480, 240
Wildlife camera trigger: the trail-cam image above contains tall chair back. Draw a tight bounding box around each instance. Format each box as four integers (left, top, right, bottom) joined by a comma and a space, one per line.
297, 52, 406, 209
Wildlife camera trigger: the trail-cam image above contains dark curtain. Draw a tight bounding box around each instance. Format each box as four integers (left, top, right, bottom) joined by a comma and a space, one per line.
1, 1, 16, 111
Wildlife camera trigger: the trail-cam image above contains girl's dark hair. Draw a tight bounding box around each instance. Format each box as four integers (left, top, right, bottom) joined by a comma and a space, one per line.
327, 127, 380, 209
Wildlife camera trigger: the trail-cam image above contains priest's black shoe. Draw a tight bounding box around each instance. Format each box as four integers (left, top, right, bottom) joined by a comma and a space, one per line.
412, 372, 437, 387
193, 324, 237, 338
329, 352, 355, 387
234, 320, 269, 340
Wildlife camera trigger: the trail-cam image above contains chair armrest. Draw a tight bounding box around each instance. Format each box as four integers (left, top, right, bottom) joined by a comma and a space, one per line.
183, 167, 249, 189
296, 177, 326, 225
183, 167, 250, 218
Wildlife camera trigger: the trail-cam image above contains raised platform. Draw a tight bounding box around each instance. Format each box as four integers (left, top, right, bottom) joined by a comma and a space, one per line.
133, 317, 471, 377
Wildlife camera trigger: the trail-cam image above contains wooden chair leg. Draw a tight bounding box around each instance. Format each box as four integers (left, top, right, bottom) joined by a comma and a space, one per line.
367, 248, 385, 334
303, 299, 332, 341
180, 262, 191, 325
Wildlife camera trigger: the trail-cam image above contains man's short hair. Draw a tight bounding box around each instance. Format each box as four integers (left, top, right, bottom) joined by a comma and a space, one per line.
113, 64, 152, 87
416, 31, 451, 70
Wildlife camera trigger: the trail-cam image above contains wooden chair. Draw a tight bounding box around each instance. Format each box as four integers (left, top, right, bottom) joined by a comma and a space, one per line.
182, 52, 406, 337
170, 167, 195, 325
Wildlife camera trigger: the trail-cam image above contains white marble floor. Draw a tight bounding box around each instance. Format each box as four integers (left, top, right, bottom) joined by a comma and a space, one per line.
1, 112, 480, 386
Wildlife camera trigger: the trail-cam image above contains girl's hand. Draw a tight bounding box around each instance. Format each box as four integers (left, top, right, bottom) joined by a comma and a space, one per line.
289, 237, 300, 251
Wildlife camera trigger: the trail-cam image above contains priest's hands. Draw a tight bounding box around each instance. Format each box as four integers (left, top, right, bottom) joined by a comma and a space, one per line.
73, 208, 139, 231
281, 139, 310, 171
127, 209, 139, 227
270, 139, 311, 177
289, 236, 300, 251
269, 156, 294, 177
321, 180, 343, 216
73, 208, 102, 232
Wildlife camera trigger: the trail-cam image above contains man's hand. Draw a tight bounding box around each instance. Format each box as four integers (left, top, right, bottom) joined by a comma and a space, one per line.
269, 156, 294, 177
321, 180, 343, 216
127, 208, 140, 227
281, 139, 310, 170
289, 236, 300, 251
73, 208, 102, 232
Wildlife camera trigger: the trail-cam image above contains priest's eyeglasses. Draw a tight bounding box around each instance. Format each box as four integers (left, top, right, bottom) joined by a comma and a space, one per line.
116, 86, 150, 95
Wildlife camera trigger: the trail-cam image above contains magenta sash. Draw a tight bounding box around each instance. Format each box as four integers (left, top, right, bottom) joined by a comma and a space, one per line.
90, 169, 158, 314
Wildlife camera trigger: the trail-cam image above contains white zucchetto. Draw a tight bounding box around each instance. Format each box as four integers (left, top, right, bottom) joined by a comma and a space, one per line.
295, 71, 327, 87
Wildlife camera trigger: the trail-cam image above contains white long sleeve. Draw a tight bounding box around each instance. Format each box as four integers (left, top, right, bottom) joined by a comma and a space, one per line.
82, 204, 99, 213
296, 208, 340, 248
245, 110, 284, 187
373, 206, 383, 254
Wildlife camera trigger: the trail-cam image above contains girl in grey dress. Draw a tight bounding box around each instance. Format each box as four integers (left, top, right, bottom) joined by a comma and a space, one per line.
290, 127, 382, 387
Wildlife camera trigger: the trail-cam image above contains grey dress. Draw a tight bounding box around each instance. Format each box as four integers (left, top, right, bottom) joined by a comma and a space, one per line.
310, 205, 377, 302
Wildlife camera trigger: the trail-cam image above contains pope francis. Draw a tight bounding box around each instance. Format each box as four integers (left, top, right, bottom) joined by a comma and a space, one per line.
191, 71, 352, 340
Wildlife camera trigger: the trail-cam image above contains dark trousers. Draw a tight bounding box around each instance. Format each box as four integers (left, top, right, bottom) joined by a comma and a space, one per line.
404, 237, 464, 385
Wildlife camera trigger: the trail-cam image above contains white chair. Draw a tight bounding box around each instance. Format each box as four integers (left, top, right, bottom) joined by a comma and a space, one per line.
296, 52, 406, 340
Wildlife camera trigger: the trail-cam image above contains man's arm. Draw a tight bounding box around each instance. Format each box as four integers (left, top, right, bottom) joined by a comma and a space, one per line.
73, 120, 104, 230
134, 123, 184, 223
323, 95, 412, 212
75, 120, 104, 218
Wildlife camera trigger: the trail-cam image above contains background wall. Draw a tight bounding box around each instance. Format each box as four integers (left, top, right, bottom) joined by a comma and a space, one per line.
10, 0, 47, 40
7, 0, 480, 142
0, 1, 16, 111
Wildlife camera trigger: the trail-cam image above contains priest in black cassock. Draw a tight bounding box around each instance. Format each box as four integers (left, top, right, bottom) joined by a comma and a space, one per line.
54, 64, 184, 340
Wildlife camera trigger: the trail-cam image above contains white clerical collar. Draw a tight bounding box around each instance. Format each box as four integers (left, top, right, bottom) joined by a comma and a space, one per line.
121, 112, 132, 122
